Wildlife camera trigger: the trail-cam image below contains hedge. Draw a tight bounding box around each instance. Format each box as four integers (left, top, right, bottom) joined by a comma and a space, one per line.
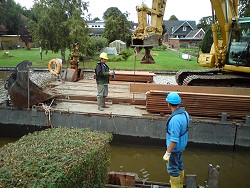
0, 128, 112, 188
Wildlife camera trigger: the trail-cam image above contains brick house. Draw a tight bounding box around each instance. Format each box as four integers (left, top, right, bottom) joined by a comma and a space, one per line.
162, 20, 205, 49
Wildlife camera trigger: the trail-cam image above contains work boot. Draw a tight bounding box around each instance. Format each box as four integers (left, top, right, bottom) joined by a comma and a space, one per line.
170, 176, 181, 188
180, 170, 184, 187
97, 97, 103, 111
102, 97, 109, 108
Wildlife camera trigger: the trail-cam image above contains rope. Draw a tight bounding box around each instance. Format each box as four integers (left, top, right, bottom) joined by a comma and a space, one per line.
39, 99, 54, 128
133, 48, 138, 102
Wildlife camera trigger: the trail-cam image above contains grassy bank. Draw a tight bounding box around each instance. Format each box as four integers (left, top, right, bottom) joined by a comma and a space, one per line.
0, 48, 205, 71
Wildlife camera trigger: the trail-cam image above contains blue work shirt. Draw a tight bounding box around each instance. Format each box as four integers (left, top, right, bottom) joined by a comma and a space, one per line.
166, 107, 189, 152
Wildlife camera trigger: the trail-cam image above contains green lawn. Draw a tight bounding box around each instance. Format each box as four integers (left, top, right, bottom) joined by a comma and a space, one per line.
0, 48, 70, 67
0, 48, 205, 71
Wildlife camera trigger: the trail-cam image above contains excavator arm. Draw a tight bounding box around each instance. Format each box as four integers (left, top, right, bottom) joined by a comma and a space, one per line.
210, 0, 239, 45
199, 0, 240, 68
174, 0, 250, 87
132, 0, 167, 64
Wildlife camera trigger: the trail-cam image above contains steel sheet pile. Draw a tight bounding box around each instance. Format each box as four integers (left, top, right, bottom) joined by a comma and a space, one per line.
112, 71, 155, 83
146, 90, 250, 119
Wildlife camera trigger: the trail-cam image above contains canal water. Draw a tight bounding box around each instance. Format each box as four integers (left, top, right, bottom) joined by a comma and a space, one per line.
0, 71, 250, 187
1, 137, 250, 188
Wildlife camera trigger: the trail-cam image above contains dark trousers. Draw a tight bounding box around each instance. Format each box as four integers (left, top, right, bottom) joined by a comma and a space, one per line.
166, 151, 184, 177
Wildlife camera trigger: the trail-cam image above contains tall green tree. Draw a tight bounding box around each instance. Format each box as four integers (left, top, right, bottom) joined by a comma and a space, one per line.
28, 0, 90, 62
197, 16, 212, 32
0, 0, 23, 34
103, 7, 131, 45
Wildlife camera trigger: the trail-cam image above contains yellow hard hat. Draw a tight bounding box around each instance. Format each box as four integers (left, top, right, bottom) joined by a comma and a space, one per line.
100, 52, 108, 60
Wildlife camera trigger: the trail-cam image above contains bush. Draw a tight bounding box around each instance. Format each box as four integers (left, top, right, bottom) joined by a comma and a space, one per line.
120, 48, 133, 61
152, 45, 167, 51
86, 37, 108, 57
0, 128, 112, 188
1, 51, 13, 59
107, 55, 123, 62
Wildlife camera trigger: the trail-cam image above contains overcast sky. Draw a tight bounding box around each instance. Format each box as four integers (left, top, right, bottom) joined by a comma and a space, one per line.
14, 0, 212, 24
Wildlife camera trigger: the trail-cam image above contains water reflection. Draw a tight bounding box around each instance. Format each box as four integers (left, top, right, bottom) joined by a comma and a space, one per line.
109, 144, 250, 188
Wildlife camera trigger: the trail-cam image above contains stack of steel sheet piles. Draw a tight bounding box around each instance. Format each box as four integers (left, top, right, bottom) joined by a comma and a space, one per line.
111, 71, 155, 83
146, 90, 250, 119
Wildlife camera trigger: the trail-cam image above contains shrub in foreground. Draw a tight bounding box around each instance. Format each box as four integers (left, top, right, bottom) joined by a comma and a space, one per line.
0, 128, 112, 187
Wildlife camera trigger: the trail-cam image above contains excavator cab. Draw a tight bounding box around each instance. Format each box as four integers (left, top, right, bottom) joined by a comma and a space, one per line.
227, 17, 250, 68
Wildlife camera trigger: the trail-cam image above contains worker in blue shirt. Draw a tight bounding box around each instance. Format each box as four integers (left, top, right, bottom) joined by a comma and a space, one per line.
163, 92, 189, 188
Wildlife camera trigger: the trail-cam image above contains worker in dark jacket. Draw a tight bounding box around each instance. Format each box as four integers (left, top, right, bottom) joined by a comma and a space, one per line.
95, 52, 113, 111
163, 92, 189, 188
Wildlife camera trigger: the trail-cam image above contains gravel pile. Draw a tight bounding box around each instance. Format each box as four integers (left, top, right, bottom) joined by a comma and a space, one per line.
154, 74, 177, 85
29, 71, 55, 87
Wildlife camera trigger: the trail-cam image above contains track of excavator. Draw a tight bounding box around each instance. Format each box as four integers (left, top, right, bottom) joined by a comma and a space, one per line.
176, 69, 250, 87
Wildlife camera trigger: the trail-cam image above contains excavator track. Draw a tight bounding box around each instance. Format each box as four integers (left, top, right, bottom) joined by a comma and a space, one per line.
175, 69, 221, 85
176, 70, 250, 87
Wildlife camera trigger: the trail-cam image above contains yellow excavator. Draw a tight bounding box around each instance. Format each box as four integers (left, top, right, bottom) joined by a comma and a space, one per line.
133, 0, 250, 87
132, 0, 167, 64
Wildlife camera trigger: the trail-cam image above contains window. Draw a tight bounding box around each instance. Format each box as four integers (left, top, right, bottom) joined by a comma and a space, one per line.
171, 27, 174, 32
183, 26, 187, 31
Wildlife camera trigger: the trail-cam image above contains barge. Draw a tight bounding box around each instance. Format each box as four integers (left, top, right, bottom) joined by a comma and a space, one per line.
0, 61, 249, 150
1, 71, 250, 150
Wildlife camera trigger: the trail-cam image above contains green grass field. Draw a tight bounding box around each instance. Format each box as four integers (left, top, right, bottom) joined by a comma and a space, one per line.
0, 48, 205, 71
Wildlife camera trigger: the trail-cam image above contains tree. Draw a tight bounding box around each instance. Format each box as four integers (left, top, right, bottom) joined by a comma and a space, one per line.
169, 15, 178, 20
93, 17, 101, 22
197, 16, 212, 32
28, 0, 90, 62
19, 26, 32, 49
103, 7, 132, 45
0, 0, 23, 34
85, 36, 108, 56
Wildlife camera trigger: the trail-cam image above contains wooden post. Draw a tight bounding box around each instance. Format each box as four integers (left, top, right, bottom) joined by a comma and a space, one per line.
205, 164, 220, 188
185, 174, 197, 188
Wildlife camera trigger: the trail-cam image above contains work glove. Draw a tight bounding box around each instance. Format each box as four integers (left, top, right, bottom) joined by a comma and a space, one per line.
163, 151, 171, 162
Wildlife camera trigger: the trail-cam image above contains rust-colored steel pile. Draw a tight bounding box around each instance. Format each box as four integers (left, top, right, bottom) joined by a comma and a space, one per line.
146, 90, 250, 119
111, 71, 155, 83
